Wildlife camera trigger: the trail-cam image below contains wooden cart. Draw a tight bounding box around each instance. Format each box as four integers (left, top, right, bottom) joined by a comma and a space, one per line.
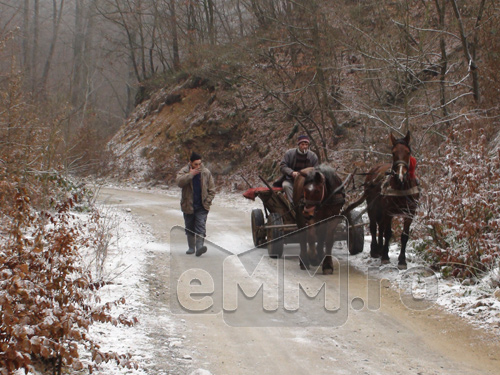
243, 177, 365, 258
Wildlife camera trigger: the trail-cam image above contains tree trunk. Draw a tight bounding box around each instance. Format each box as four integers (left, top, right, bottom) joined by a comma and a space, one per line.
170, 0, 180, 70
40, 0, 65, 96
450, 0, 480, 102
82, 4, 95, 109
187, 0, 197, 47
310, 1, 339, 152
71, 0, 85, 107
116, 1, 141, 84
470, 0, 486, 103
236, 0, 244, 37
204, 0, 216, 45
135, 0, 147, 80
31, 0, 39, 92
434, 0, 449, 120
22, 0, 31, 86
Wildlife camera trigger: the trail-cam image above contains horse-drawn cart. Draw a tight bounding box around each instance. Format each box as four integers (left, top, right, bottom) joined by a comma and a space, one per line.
243, 176, 365, 258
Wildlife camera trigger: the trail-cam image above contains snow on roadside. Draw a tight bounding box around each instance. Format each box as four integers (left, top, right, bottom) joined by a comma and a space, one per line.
347, 220, 500, 335
78, 204, 202, 375
85, 207, 155, 374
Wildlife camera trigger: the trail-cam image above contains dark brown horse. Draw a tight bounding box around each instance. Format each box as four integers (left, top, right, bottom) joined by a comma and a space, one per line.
346, 131, 420, 269
293, 165, 345, 274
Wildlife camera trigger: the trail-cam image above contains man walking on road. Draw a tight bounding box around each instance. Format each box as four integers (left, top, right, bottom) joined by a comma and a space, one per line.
176, 152, 216, 256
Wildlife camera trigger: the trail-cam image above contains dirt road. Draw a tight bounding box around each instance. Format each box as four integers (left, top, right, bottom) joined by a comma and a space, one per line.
98, 187, 499, 375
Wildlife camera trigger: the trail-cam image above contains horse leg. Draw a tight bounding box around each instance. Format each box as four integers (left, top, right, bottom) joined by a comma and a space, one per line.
296, 222, 310, 270
306, 226, 317, 267
313, 224, 326, 267
299, 236, 310, 270
322, 221, 337, 275
398, 217, 412, 269
376, 218, 385, 258
381, 215, 392, 264
368, 212, 380, 258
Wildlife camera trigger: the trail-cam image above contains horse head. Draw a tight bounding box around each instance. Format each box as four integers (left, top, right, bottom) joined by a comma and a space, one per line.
301, 169, 326, 219
390, 131, 412, 185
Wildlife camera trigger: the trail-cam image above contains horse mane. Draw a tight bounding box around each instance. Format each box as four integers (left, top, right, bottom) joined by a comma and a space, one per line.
294, 164, 345, 205
314, 164, 344, 195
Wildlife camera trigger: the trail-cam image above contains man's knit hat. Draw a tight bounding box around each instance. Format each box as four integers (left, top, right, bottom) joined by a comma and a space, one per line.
297, 135, 310, 145
190, 151, 202, 162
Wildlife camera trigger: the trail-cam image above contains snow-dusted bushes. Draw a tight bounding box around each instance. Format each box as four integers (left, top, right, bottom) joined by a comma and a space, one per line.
417, 126, 500, 279
0, 59, 137, 375
0, 177, 138, 375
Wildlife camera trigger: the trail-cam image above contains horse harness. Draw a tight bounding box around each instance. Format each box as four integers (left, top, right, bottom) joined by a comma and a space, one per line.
381, 182, 420, 197
381, 170, 420, 197
382, 140, 420, 197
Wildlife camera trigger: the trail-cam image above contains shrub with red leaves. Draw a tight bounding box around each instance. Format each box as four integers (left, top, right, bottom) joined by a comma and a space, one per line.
0, 182, 138, 375
0, 42, 138, 375
417, 127, 500, 279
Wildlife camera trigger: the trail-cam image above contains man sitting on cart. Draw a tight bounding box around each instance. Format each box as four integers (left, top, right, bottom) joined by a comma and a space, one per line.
275, 134, 319, 202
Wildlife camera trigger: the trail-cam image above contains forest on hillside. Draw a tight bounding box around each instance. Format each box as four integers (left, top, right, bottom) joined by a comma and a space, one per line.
1, 1, 499, 165
1, 1, 500, 373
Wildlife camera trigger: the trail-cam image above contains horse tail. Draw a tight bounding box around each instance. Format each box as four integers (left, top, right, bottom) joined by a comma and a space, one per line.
341, 192, 367, 216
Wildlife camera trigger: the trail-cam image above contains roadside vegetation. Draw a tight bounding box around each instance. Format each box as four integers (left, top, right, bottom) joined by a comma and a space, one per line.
0, 59, 136, 375
417, 125, 500, 281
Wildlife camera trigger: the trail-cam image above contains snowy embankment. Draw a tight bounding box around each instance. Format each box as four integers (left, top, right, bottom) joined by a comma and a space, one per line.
82, 196, 210, 375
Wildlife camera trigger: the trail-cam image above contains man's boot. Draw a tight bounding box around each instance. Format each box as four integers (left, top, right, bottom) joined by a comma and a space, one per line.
186, 233, 196, 254
195, 236, 207, 257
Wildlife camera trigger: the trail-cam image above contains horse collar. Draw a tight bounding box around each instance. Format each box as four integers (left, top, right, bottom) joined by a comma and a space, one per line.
381, 185, 420, 196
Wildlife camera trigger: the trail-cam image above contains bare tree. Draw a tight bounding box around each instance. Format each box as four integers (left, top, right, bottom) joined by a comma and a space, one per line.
71, 0, 86, 107
169, 0, 180, 70
39, 0, 65, 97
22, 0, 31, 82
204, 0, 215, 45
434, 0, 449, 120
31, 0, 39, 92
449, 0, 485, 103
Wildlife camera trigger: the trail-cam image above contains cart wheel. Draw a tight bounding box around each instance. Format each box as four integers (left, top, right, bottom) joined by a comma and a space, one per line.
347, 209, 364, 255
251, 208, 266, 248
267, 213, 284, 258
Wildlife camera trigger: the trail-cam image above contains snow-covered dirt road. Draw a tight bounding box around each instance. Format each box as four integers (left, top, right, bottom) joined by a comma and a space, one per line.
96, 187, 499, 375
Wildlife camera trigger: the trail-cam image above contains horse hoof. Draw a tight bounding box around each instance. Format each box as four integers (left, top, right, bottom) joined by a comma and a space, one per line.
370, 252, 381, 259
398, 263, 407, 270
323, 267, 334, 275
299, 261, 309, 270
381, 259, 390, 265
310, 258, 321, 267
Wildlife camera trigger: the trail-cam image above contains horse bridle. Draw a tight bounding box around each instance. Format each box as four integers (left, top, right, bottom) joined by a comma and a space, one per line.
392, 160, 409, 173
391, 140, 411, 180
300, 180, 346, 221
302, 183, 325, 207
298, 169, 350, 221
